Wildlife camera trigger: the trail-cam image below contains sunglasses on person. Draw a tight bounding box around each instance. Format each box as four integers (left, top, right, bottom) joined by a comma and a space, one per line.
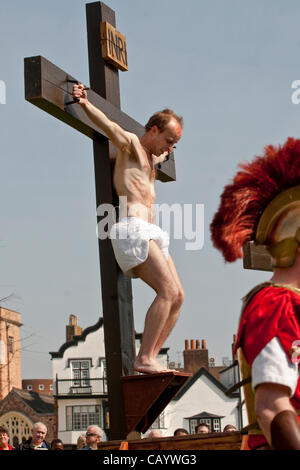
86, 432, 99, 437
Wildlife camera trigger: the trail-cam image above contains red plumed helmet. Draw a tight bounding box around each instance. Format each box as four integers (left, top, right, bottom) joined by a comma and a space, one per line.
210, 138, 300, 262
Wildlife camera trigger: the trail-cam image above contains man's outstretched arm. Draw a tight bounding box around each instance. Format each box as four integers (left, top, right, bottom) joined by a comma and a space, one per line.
73, 84, 133, 150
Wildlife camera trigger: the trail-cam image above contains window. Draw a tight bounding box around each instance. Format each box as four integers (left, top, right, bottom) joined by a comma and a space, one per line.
27, 385, 32, 391
189, 417, 221, 433
100, 359, 107, 393
151, 411, 165, 429
66, 405, 102, 431
49, 384, 53, 391
190, 419, 198, 434
71, 360, 90, 387
199, 418, 211, 428
213, 419, 221, 432
39, 384, 44, 391
8, 337, 13, 354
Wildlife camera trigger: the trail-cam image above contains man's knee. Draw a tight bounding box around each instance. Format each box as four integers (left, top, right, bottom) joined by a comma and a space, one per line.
171, 286, 184, 312
176, 287, 185, 307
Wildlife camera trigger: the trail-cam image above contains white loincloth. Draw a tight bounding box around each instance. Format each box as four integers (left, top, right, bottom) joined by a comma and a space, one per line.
109, 217, 169, 278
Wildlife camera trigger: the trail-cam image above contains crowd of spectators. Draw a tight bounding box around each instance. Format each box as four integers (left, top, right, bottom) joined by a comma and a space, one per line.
0, 421, 237, 450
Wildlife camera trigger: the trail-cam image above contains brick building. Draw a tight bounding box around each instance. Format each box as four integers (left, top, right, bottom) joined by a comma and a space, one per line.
0, 307, 22, 400
0, 308, 55, 447
22, 379, 54, 396
0, 388, 55, 446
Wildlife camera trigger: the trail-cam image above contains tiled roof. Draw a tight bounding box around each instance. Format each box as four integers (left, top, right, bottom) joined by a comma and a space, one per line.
12, 388, 54, 414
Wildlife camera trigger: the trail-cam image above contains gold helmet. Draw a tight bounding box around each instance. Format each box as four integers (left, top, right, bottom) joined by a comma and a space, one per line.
210, 138, 300, 270
256, 186, 300, 268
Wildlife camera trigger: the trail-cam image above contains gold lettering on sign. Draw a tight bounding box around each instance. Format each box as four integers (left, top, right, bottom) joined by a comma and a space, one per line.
100, 22, 128, 72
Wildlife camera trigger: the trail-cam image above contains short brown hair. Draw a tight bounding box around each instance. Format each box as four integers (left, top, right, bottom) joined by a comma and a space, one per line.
0, 425, 9, 435
145, 109, 183, 133
195, 423, 210, 433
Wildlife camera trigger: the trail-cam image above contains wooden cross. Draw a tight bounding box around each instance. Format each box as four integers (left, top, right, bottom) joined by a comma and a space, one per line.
24, 1, 176, 440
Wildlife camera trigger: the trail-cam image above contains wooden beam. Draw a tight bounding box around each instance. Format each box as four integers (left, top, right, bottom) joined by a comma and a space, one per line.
86, 1, 132, 442
24, 55, 175, 182
97, 432, 243, 450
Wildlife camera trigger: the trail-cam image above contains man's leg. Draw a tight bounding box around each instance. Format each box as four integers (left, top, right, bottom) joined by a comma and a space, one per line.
152, 255, 184, 358
132, 241, 182, 374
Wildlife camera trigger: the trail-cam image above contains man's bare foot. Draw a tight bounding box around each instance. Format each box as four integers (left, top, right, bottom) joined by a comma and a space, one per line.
134, 357, 176, 375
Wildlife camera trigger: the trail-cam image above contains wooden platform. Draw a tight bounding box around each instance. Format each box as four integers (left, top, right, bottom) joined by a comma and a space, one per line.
121, 371, 191, 434
98, 431, 243, 450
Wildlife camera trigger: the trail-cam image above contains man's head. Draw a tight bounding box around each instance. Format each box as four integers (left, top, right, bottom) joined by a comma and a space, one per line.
223, 424, 236, 432
144, 109, 183, 157
32, 422, 47, 446
195, 423, 210, 434
147, 429, 163, 439
174, 428, 189, 437
85, 425, 102, 449
0, 425, 9, 449
50, 438, 64, 450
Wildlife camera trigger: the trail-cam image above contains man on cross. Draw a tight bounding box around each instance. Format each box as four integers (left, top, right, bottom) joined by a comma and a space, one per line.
73, 84, 184, 374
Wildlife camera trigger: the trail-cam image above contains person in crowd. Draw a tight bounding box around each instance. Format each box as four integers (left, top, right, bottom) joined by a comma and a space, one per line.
146, 429, 163, 438
223, 424, 237, 432
50, 438, 64, 450
19, 421, 49, 450
173, 428, 189, 436
12, 436, 20, 450
76, 434, 87, 449
81, 425, 103, 450
0, 425, 13, 450
195, 423, 210, 434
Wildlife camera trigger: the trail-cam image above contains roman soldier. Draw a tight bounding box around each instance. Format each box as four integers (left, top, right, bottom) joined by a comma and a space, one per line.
211, 138, 300, 449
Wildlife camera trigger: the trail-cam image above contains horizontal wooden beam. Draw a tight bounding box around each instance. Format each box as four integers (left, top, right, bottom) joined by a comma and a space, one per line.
97, 432, 243, 450
24, 55, 175, 182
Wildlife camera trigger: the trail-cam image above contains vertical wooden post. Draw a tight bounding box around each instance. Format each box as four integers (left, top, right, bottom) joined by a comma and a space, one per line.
86, 2, 135, 440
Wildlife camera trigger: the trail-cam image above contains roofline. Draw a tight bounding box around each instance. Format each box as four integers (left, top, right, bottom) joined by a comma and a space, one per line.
50, 319, 169, 360
9, 388, 54, 415
185, 411, 226, 419
173, 367, 238, 401
49, 317, 104, 359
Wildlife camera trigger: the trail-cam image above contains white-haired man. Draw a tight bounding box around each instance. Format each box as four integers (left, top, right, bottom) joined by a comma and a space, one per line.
81, 425, 103, 450
20, 422, 49, 450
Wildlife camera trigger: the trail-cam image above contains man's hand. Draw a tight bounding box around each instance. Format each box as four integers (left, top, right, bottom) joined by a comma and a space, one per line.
72, 83, 88, 105
154, 151, 170, 165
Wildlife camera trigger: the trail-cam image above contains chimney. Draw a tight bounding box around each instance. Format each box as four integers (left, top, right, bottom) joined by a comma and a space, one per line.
66, 315, 82, 342
183, 339, 209, 374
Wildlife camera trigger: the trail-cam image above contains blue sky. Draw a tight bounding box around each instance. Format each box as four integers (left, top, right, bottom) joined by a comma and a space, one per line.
1, 0, 300, 377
